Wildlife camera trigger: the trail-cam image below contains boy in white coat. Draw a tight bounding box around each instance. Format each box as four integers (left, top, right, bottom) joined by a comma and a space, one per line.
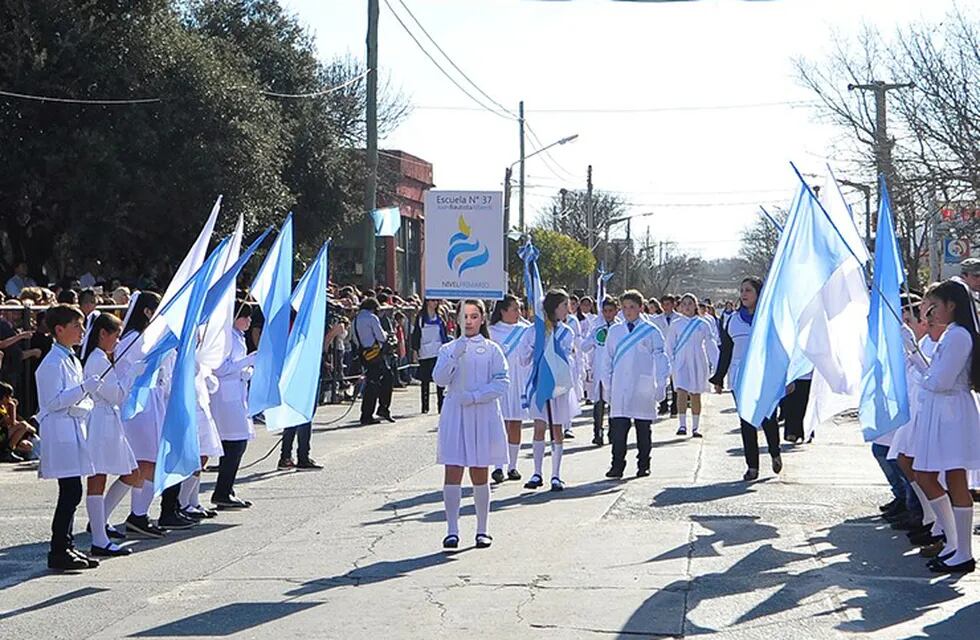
37, 304, 103, 571
602, 291, 670, 478
580, 296, 619, 446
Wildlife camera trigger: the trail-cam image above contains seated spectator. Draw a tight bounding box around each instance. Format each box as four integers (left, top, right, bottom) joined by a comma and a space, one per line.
56, 288, 78, 305
0, 380, 37, 462
4, 262, 37, 298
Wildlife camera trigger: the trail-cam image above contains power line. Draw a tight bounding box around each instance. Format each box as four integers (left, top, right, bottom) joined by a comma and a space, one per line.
413, 100, 815, 114
393, 0, 515, 119
380, 0, 513, 120
0, 88, 160, 105
524, 123, 579, 181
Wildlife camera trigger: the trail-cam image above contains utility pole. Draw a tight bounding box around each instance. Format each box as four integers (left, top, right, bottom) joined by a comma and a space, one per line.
518, 100, 526, 232
503, 166, 512, 276
847, 80, 914, 230
624, 217, 632, 289
585, 165, 594, 293
363, 0, 379, 289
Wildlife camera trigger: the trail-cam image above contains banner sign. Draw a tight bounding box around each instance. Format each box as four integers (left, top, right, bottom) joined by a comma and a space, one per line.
944, 237, 971, 264
424, 190, 505, 300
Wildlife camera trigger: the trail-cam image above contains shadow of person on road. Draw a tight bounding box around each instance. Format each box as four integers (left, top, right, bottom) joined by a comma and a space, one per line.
282, 550, 465, 597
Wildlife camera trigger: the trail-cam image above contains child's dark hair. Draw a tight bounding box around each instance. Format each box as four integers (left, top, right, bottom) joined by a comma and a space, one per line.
490, 294, 520, 325
236, 301, 254, 320
620, 289, 644, 307
460, 299, 490, 338
928, 279, 980, 390
542, 289, 569, 330
46, 304, 84, 331
577, 296, 594, 321
601, 296, 618, 310
122, 291, 161, 335
79, 288, 98, 306
741, 277, 763, 297
82, 312, 122, 364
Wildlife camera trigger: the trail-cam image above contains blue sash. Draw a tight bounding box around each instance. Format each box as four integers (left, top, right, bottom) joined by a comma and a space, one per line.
672, 318, 702, 358
500, 324, 529, 358
612, 322, 656, 369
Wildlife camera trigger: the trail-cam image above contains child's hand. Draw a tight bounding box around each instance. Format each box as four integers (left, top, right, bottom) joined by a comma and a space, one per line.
82, 376, 103, 394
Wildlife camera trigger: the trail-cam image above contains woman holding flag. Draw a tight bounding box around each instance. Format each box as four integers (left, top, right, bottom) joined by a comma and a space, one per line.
520, 289, 575, 492
433, 300, 509, 550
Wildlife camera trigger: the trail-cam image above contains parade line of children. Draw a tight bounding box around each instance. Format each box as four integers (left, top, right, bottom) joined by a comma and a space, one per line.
38, 294, 260, 571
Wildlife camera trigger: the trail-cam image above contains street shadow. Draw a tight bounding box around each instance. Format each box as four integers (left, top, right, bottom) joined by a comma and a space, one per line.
363, 478, 622, 527
130, 601, 320, 637
0, 586, 109, 621
650, 478, 771, 508
914, 601, 980, 637
199, 469, 289, 493
283, 550, 462, 597
645, 515, 779, 563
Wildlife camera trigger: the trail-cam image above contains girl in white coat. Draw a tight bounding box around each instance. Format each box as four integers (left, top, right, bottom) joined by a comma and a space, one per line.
909, 280, 980, 574
82, 312, 140, 557
433, 300, 509, 550
520, 289, 575, 492
666, 293, 719, 437
488, 295, 530, 484
209, 303, 257, 509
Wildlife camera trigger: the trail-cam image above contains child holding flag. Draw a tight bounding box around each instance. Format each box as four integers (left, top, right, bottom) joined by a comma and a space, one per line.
433, 300, 509, 550
666, 293, 719, 438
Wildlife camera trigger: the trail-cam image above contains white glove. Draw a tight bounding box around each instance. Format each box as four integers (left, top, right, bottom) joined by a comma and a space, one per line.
205, 375, 220, 394
82, 376, 103, 394
241, 367, 254, 382
453, 340, 467, 357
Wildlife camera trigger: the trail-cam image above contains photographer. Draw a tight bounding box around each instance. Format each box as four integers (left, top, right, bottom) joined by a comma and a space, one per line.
354, 297, 396, 425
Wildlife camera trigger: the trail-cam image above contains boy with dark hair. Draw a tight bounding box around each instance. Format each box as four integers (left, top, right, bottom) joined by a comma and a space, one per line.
36, 304, 103, 570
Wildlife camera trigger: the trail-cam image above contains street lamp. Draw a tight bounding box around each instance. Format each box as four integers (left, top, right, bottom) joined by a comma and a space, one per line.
503, 133, 578, 236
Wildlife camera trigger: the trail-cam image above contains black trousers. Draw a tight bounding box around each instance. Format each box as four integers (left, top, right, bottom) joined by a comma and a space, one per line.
281, 422, 311, 462
740, 417, 781, 470
609, 417, 653, 472
161, 483, 180, 517
360, 357, 394, 420
214, 439, 248, 500
593, 399, 606, 437
51, 476, 82, 553
417, 358, 444, 413
781, 378, 812, 440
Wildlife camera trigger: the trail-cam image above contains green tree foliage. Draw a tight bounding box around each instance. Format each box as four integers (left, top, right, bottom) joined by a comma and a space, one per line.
0, 0, 408, 281
508, 228, 596, 294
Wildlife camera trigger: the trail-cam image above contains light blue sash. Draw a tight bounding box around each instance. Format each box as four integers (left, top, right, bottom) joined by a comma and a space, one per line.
612, 322, 656, 368
672, 318, 702, 358
501, 324, 529, 358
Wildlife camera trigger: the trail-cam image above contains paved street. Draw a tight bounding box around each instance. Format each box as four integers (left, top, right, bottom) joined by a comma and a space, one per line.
1, 386, 978, 639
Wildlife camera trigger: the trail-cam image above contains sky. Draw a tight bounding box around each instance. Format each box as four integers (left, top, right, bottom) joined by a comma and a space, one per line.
281, 0, 959, 260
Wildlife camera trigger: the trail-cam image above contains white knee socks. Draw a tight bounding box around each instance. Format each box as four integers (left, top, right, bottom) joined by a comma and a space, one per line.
929, 495, 957, 557
909, 482, 935, 526
104, 478, 130, 523
508, 443, 520, 471
948, 507, 974, 565
132, 480, 154, 517
678, 413, 687, 429
179, 476, 201, 508
86, 495, 109, 547
473, 484, 491, 536
443, 484, 461, 536
532, 440, 545, 477
551, 443, 563, 480
692, 415, 701, 433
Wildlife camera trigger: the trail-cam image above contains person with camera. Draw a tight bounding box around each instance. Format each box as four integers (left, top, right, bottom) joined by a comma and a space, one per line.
355, 297, 396, 425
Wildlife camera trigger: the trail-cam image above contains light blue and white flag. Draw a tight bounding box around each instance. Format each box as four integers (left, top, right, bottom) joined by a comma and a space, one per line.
371, 207, 402, 237
519, 239, 572, 411
154, 242, 225, 493
859, 176, 909, 440
737, 166, 869, 428
264, 242, 330, 431
596, 264, 614, 304
248, 214, 293, 415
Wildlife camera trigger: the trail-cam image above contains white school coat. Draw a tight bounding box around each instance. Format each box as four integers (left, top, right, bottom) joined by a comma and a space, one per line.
651, 311, 682, 340
83, 348, 138, 476
666, 315, 719, 394
488, 320, 530, 422
580, 317, 619, 401
210, 329, 256, 442
37, 344, 96, 479
433, 334, 509, 468
602, 318, 669, 420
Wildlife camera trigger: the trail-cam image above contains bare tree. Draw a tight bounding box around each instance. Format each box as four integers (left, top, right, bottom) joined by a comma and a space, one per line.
738, 209, 787, 278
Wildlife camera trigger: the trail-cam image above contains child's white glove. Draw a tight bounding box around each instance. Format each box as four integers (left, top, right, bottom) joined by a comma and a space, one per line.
82, 376, 103, 394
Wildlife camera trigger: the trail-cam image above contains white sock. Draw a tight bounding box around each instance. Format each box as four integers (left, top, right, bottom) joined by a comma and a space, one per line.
679, 413, 687, 429
533, 440, 545, 477
508, 443, 520, 471
473, 483, 491, 535
931, 519, 944, 536
179, 478, 196, 509
692, 415, 701, 432
551, 443, 563, 480
132, 481, 154, 517
909, 482, 935, 525
948, 507, 974, 565
104, 478, 130, 524
87, 496, 110, 548
191, 476, 202, 507
443, 484, 461, 536
929, 495, 957, 557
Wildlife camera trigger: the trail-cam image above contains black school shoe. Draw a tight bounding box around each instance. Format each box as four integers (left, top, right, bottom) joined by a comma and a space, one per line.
90, 543, 132, 557
296, 458, 323, 470
491, 468, 506, 484
605, 467, 624, 479
212, 496, 252, 510
86, 522, 126, 541
158, 511, 198, 530
68, 548, 99, 569
48, 550, 90, 571
879, 497, 901, 512
125, 514, 167, 538
507, 469, 522, 481
636, 468, 651, 478
928, 558, 976, 574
